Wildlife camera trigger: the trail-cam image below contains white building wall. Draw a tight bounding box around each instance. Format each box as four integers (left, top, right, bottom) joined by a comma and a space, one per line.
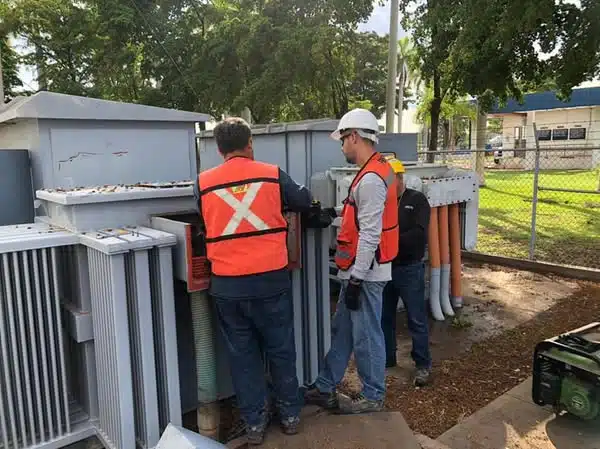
495, 106, 600, 170
593, 107, 600, 168
524, 107, 598, 149
498, 114, 527, 150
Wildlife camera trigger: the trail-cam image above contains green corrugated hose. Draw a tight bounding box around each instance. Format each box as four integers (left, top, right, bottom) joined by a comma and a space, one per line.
190, 291, 218, 403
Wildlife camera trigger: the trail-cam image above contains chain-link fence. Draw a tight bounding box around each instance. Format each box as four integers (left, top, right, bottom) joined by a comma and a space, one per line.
417, 145, 600, 269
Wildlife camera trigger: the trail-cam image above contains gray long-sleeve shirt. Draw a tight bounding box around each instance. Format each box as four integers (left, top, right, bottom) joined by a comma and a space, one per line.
337, 172, 392, 282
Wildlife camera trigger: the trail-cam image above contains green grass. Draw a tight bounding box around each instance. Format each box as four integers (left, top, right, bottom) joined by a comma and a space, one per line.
476, 168, 600, 268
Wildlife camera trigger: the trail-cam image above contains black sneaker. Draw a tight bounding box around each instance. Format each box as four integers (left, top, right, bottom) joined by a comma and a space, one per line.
337, 392, 384, 415
303, 385, 339, 410
280, 416, 300, 435
413, 368, 431, 387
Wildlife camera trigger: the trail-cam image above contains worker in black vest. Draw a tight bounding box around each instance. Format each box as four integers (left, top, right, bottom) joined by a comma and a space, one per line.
381, 158, 432, 387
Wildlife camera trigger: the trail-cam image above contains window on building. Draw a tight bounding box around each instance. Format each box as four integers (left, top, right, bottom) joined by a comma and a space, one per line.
569, 127, 586, 140
552, 128, 569, 140
537, 129, 551, 141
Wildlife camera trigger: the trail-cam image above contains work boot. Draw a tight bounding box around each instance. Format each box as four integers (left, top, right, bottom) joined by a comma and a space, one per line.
246, 414, 270, 446
336, 392, 384, 415
280, 416, 300, 435
246, 423, 267, 446
413, 368, 431, 387
303, 384, 339, 410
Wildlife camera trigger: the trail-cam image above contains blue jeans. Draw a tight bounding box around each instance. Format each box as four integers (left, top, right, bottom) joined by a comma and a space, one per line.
381, 262, 432, 369
215, 290, 301, 427
315, 280, 387, 401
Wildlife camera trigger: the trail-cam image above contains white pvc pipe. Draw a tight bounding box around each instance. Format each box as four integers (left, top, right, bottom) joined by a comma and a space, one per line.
429, 268, 444, 321
440, 264, 455, 317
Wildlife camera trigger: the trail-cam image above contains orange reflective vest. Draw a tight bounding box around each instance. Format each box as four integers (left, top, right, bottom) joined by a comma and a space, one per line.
198, 157, 288, 276
335, 153, 399, 271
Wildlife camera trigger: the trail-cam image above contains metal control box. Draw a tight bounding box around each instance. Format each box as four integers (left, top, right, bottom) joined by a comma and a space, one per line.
151, 213, 210, 292
151, 212, 302, 292
36, 183, 196, 232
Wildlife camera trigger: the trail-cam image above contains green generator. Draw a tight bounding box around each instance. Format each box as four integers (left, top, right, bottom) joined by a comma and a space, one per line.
532, 322, 600, 420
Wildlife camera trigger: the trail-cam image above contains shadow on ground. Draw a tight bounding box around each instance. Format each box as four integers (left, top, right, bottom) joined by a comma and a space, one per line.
437, 378, 600, 449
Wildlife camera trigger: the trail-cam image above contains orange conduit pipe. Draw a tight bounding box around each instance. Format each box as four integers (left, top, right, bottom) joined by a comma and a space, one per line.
438, 206, 455, 317
449, 203, 463, 308
428, 207, 444, 321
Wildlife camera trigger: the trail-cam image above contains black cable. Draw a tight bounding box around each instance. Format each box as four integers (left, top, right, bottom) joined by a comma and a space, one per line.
126, 0, 200, 98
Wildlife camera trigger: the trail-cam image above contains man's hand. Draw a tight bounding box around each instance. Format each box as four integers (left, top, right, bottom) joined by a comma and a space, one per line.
345, 277, 362, 311
302, 200, 335, 229
324, 207, 338, 218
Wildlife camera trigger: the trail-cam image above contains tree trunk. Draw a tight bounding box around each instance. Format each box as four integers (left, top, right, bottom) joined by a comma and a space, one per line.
36, 45, 47, 91
0, 40, 4, 103
428, 71, 442, 163
442, 119, 450, 150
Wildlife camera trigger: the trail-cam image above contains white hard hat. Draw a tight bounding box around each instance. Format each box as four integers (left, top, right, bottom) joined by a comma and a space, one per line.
331, 108, 380, 144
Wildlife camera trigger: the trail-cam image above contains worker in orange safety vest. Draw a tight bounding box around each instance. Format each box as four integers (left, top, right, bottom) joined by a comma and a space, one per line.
304, 108, 399, 415
194, 117, 315, 445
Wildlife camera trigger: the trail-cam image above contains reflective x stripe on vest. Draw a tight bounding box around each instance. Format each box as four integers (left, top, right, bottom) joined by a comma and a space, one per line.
213, 182, 269, 236
198, 158, 289, 276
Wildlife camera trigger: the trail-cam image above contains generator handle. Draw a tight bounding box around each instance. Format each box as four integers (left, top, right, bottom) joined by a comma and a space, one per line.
535, 341, 600, 368
565, 322, 600, 336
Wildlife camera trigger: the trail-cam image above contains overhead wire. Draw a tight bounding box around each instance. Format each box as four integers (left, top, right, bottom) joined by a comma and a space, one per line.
126, 0, 200, 98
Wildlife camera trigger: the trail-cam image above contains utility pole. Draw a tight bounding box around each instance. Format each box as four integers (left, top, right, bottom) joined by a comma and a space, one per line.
385, 0, 399, 133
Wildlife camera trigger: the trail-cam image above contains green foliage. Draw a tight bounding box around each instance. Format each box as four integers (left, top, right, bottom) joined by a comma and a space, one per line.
0, 36, 21, 101
0, 0, 391, 122
0, 2, 22, 101
487, 118, 502, 134
415, 85, 475, 125
401, 0, 600, 152
448, 0, 600, 104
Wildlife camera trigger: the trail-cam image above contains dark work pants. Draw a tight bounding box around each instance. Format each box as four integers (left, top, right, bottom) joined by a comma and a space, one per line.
381, 262, 432, 369
214, 290, 301, 427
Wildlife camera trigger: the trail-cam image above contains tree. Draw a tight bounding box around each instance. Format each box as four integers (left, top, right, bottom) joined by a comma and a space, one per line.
0, 36, 22, 101
447, 0, 600, 104
4, 0, 102, 96
399, 0, 460, 157
395, 36, 420, 131
345, 32, 391, 119
198, 1, 386, 122
400, 0, 600, 157
416, 85, 475, 150
0, 1, 22, 101
1, 0, 390, 122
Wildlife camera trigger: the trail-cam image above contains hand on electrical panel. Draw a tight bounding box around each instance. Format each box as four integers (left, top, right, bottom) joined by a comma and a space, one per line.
301, 200, 336, 229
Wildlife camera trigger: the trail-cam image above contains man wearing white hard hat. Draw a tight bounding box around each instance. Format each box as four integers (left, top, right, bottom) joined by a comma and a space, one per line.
304, 108, 399, 414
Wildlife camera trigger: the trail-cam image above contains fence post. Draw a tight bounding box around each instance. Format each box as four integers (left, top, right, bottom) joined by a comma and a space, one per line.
529, 122, 541, 260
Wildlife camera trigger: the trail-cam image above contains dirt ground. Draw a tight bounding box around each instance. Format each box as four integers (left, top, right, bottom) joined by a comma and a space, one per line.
339, 262, 600, 438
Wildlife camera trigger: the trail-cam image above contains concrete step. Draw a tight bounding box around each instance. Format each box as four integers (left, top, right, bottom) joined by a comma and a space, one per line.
227, 406, 421, 449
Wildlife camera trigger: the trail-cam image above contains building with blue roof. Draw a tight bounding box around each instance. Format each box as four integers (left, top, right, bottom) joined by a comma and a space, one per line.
488, 86, 600, 152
